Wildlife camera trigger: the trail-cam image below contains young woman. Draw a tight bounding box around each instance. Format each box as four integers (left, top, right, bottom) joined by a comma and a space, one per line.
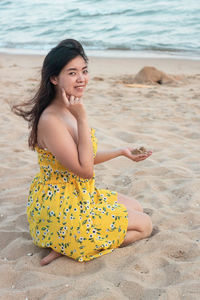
13, 39, 152, 265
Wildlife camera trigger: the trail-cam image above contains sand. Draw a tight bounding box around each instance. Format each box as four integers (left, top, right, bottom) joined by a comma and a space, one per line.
0, 52, 200, 300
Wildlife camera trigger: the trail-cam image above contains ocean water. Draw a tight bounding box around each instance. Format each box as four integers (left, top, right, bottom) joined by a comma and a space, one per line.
0, 0, 200, 58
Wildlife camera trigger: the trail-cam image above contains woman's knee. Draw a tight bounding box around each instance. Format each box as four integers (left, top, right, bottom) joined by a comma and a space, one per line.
140, 213, 153, 238
118, 193, 143, 213
127, 210, 152, 238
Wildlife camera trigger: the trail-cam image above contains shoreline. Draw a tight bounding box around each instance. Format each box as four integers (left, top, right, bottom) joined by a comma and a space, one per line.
0, 47, 200, 61
1, 52, 200, 76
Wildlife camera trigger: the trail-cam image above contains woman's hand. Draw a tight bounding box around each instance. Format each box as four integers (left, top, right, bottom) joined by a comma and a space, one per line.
61, 88, 87, 121
121, 147, 152, 162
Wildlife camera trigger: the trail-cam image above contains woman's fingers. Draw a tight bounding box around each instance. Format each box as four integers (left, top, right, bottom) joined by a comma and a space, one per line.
61, 88, 70, 106
69, 95, 81, 105
134, 152, 152, 162
69, 95, 75, 104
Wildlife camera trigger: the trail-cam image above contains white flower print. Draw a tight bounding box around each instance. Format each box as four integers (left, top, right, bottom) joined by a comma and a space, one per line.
47, 191, 53, 197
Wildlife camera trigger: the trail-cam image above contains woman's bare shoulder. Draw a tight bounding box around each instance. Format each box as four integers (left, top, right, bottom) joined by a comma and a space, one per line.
38, 107, 62, 128
37, 108, 64, 148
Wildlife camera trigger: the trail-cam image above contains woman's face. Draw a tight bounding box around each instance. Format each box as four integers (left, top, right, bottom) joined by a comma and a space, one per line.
52, 55, 89, 98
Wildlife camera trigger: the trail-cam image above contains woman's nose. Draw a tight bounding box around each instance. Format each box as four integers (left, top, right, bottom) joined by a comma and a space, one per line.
77, 72, 84, 82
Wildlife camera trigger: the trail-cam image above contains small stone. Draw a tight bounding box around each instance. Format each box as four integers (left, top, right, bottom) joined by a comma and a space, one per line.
27, 253, 33, 256
65, 284, 69, 287
11, 285, 15, 289
3, 257, 8, 261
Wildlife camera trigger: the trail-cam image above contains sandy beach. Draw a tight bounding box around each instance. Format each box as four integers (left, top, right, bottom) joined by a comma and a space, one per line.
0, 53, 200, 299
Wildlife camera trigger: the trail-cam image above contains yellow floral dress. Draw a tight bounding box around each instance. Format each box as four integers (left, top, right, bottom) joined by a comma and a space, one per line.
27, 128, 128, 262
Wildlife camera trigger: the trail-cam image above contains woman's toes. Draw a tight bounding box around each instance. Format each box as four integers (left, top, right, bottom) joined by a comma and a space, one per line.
40, 250, 62, 266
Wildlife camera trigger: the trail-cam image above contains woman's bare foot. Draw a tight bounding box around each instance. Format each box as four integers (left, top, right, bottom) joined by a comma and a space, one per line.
40, 250, 62, 266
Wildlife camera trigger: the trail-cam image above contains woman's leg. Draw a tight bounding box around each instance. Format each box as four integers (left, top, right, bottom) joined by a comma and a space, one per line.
118, 193, 152, 247
118, 192, 143, 212
120, 210, 152, 247
40, 250, 62, 266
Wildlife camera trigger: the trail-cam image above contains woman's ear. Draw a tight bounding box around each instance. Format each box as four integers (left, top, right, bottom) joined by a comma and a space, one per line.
50, 76, 58, 85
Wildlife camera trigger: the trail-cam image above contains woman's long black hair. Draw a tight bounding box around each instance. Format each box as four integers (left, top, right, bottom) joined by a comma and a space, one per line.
12, 39, 88, 150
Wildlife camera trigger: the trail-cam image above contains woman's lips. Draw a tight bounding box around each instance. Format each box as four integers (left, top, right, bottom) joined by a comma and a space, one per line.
75, 86, 85, 91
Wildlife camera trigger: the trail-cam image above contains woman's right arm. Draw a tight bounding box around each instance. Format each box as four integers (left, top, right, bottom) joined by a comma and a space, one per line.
38, 97, 94, 179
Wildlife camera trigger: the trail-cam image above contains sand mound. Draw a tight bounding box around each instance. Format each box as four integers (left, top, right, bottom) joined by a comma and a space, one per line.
117, 66, 186, 87
133, 66, 183, 85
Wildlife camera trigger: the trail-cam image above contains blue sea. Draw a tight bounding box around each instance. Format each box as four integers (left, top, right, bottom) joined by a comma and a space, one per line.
0, 0, 200, 59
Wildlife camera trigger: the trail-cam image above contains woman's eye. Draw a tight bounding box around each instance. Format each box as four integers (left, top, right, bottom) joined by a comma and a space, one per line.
83, 69, 88, 74
69, 72, 76, 76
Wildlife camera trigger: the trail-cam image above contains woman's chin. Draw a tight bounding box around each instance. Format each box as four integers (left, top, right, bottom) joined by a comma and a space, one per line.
73, 91, 84, 98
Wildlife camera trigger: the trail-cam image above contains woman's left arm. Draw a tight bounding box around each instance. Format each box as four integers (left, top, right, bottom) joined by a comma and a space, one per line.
94, 147, 152, 165
94, 148, 123, 165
